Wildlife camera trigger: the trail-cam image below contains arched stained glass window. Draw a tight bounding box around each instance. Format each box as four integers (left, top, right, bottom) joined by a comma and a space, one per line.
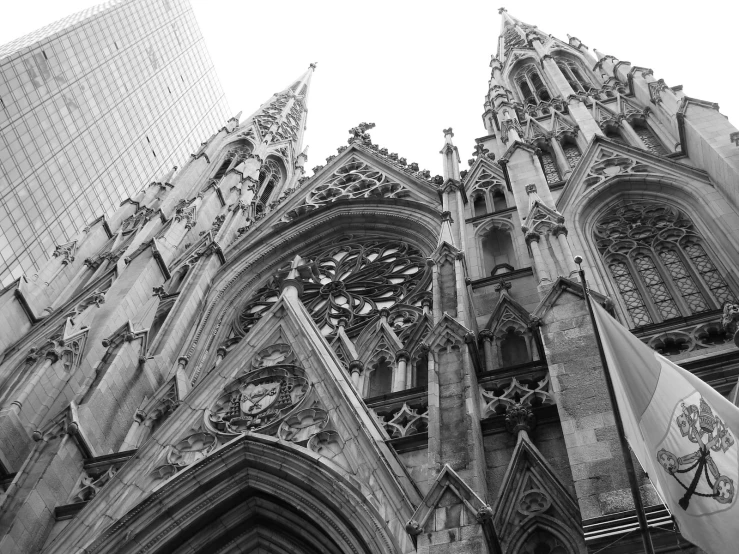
595, 201, 736, 327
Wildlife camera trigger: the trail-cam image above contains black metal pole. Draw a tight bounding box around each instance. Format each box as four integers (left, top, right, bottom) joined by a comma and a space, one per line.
576, 260, 655, 554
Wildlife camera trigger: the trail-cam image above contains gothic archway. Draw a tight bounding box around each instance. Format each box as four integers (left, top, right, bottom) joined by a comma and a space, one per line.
84, 435, 401, 554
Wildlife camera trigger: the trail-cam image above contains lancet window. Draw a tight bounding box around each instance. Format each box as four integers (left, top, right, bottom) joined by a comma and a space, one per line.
539, 147, 560, 184
211, 143, 252, 183
557, 61, 592, 92
595, 201, 736, 327
481, 224, 516, 276
561, 138, 581, 168
469, 175, 507, 217
632, 120, 668, 156
604, 127, 628, 146
256, 159, 282, 211
516, 64, 551, 106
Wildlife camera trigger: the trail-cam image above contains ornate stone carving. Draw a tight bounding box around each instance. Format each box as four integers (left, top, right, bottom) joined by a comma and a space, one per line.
150, 430, 218, 480
517, 489, 551, 515
207, 365, 309, 436
278, 408, 329, 444
283, 157, 410, 222
72, 466, 117, 503
480, 375, 554, 419
583, 149, 653, 188
235, 236, 431, 338
505, 403, 536, 435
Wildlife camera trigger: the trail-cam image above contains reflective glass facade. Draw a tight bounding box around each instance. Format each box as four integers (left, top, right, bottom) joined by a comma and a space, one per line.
0, 0, 230, 285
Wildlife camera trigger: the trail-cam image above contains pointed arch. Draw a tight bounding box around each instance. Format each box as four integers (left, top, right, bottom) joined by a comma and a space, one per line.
256, 156, 286, 212
567, 172, 739, 331
475, 218, 519, 278
77, 436, 402, 554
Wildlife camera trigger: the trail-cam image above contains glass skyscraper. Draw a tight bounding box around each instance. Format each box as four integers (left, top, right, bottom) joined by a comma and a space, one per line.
0, 0, 230, 285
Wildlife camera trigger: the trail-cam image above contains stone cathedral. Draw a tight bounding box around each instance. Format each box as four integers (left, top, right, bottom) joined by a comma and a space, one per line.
2, 9, 739, 554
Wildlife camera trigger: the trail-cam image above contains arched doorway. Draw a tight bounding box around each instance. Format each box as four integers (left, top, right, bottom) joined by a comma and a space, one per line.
84, 436, 401, 554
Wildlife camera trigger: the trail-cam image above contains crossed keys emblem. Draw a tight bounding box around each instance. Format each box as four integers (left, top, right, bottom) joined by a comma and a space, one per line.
657, 397, 735, 510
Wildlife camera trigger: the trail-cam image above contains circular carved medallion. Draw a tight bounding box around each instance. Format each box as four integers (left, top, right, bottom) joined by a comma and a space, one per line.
208, 365, 309, 435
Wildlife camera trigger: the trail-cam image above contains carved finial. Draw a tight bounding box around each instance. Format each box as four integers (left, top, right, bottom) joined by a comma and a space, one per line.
309, 62, 318, 69
443, 127, 454, 137
473, 144, 490, 157
498, 7, 507, 14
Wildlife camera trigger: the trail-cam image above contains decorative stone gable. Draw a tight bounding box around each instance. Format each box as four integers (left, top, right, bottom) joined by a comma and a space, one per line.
283, 156, 410, 222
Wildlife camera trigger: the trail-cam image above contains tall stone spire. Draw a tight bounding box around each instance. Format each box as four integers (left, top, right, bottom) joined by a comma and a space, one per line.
241, 63, 316, 156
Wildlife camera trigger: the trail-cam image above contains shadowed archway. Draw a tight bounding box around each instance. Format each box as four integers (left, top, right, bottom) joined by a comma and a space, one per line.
84, 434, 401, 554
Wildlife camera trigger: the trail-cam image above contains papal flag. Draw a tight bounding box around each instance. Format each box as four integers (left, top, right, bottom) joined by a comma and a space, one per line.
591, 301, 738, 553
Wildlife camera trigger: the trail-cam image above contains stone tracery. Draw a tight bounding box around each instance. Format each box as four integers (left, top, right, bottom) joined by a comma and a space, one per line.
595, 200, 736, 326
283, 157, 410, 222
235, 235, 431, 338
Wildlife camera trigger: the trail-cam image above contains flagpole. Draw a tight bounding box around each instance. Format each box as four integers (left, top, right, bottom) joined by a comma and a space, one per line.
574, 256, 655, 554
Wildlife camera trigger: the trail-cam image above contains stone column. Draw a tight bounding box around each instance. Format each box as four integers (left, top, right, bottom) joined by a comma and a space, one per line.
619, 118, 646, 148
549, 137, 573, 180
393, 350, 410, 392
525, 230, 551, 283
349, 360, 364, 389
9, 347, 59, 415
119, 409, 146, 452
479, 329, 494, 373
552, 224, 578, 277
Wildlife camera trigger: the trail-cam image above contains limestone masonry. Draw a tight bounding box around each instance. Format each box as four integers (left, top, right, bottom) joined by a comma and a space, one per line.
1, 6, 738, 554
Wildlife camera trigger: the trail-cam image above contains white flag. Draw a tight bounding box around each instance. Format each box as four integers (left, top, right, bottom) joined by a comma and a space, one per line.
591, 301, 738, 554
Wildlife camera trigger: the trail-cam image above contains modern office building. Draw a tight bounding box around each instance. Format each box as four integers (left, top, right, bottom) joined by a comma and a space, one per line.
0, 0, 230, 285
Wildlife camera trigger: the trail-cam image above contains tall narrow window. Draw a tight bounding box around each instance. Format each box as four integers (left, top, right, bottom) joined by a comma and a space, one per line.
684, 243, 736, 304
558, 63, 582, 92
368, 358, 393, 397
605, 128, 628, 146
633, 253, 680, 319
658, 249, 708, 313
608, 259, 652, 326
633, 122, 668, 156
212, 158, 231, 182
561, 139, 581, 169
529, 72, 550, 102
473, 194, 487, 217
482, 227, 516, 275
519, 79, 535, 105
540, 149, 560, 183
258, 159, 282, 207
595, 201, 736, 327
492, 189, 507, 212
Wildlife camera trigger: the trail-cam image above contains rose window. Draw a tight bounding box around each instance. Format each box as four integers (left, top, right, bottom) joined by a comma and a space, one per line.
594, 201, 736, 327
235, 235, 431, 337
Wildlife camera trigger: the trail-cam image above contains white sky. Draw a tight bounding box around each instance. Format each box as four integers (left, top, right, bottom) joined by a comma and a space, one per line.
2, 0, 737, 178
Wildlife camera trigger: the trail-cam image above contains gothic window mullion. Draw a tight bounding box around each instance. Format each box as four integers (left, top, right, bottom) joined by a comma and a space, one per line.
607, 256, 653, 327
682, 241, 737, 306
656, 247, 708, 314
632, 251, 681, 321
525, 73, 540, 104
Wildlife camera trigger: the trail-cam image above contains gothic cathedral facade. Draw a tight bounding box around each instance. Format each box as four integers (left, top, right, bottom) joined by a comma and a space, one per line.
1, 10, 738, 554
